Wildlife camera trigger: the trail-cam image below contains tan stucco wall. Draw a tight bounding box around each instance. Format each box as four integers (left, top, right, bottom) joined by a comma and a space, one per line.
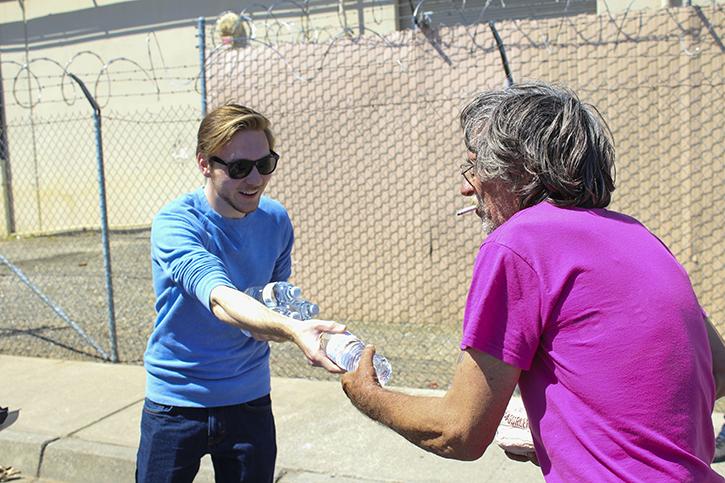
203, 6, 724, 327
597, 0, 724, 13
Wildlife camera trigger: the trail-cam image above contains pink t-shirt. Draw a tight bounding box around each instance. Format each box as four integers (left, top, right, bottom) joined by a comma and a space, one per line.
461, 202, 720, 482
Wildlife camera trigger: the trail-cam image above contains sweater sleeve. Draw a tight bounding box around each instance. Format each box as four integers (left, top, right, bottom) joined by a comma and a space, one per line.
270, 208, 294, 283
151, 208, 234, 311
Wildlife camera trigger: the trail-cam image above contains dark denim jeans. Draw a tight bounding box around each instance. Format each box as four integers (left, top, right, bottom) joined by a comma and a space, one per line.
135, 395, 276, 483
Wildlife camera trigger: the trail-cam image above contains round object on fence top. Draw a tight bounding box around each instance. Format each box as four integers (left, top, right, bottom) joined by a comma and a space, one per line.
215, 11, 246, 47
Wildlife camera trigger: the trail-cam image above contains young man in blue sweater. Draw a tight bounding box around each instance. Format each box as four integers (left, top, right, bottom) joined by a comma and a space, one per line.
136, 104, 345, 483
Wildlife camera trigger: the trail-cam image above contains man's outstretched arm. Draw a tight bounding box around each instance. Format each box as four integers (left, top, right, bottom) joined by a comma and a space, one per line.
210, 285, 346, 373
341, 345, 520, 461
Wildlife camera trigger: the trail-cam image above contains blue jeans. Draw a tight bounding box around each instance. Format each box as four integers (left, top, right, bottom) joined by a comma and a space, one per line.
136, 395, 276, 483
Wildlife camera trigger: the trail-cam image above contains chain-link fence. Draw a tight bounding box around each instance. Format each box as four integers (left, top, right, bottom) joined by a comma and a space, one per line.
0, 5, 723, 389
0, 105, 202, 365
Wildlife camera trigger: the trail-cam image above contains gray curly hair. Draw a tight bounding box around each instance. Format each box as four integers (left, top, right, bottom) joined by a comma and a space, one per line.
460, 82, 616, 209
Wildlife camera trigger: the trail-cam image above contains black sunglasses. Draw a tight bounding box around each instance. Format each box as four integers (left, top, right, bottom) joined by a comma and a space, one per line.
209, 151, 279, 179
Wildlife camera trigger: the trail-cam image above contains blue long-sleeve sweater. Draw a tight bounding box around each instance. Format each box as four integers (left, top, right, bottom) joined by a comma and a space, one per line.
144, 188, 294, 407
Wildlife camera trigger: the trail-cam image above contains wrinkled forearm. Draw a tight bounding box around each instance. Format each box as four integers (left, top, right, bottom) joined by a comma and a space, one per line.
343, 349, 517, 461
346, 384, 489, 461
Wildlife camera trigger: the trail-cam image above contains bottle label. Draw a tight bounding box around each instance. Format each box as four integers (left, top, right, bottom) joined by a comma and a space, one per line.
324, 331, 357, 365
261, 282, 277, 307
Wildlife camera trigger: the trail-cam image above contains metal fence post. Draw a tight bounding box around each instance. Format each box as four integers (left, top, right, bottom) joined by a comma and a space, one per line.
198, 17, 207, 117
67, 73, 119, 363
0, 56, 15, 237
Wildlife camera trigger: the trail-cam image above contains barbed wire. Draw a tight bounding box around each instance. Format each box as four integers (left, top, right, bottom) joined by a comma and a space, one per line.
2, 3, 718, 110
205, 3, 713, 67
2, 26, 187, 110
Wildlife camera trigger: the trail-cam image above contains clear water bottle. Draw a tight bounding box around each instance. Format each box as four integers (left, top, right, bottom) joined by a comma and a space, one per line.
275, 306, 304, 320
244, 282, 303, 307
241, 283, 307, 337
324, 331, 392, 386
286, 299, 320, 319
262, 281, 302, 306
243, 285, 271, 307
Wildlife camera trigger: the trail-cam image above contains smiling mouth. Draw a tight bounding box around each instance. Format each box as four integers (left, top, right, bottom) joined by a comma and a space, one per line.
239, 190, 258, 197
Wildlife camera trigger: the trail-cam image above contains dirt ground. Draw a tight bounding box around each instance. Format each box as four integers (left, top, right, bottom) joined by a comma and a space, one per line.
0, 230, 461, 389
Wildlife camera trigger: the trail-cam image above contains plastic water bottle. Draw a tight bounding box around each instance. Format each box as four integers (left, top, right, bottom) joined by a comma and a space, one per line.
286, 299, 320, 319
244, 283, 312, 319
243, 285, 270, 306
324, 331, 392, 386
262, 281, 302, 306
244, 282, 303, 307
275, 306, 304, 320
241, 283, 307, 336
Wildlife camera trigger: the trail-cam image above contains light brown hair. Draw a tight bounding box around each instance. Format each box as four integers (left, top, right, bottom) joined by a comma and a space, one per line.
196, 104, 275, 157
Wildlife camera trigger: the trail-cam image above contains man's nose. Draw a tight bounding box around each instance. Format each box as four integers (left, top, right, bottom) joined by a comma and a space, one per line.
460, 177, 475, 197
244, 166, 264, 184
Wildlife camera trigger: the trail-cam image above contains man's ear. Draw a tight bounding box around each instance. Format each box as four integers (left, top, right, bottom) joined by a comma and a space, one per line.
197, 153, 212, 178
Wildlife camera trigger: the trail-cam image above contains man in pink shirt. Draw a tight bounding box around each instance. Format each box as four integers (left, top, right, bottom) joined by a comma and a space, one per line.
341, 82, 725, 481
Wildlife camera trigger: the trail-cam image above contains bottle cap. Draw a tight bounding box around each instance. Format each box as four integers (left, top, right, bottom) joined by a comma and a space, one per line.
289, 285, 303, 299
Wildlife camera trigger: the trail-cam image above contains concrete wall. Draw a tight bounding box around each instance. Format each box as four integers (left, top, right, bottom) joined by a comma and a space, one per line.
0, 1, 399, 115
0, 0, 399, 237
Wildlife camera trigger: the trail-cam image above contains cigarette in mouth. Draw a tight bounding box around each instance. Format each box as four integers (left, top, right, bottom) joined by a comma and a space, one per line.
456, 205, 477, 216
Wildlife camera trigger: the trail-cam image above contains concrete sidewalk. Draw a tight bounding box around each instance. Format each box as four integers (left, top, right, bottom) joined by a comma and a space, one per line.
0, 355, 723, 483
